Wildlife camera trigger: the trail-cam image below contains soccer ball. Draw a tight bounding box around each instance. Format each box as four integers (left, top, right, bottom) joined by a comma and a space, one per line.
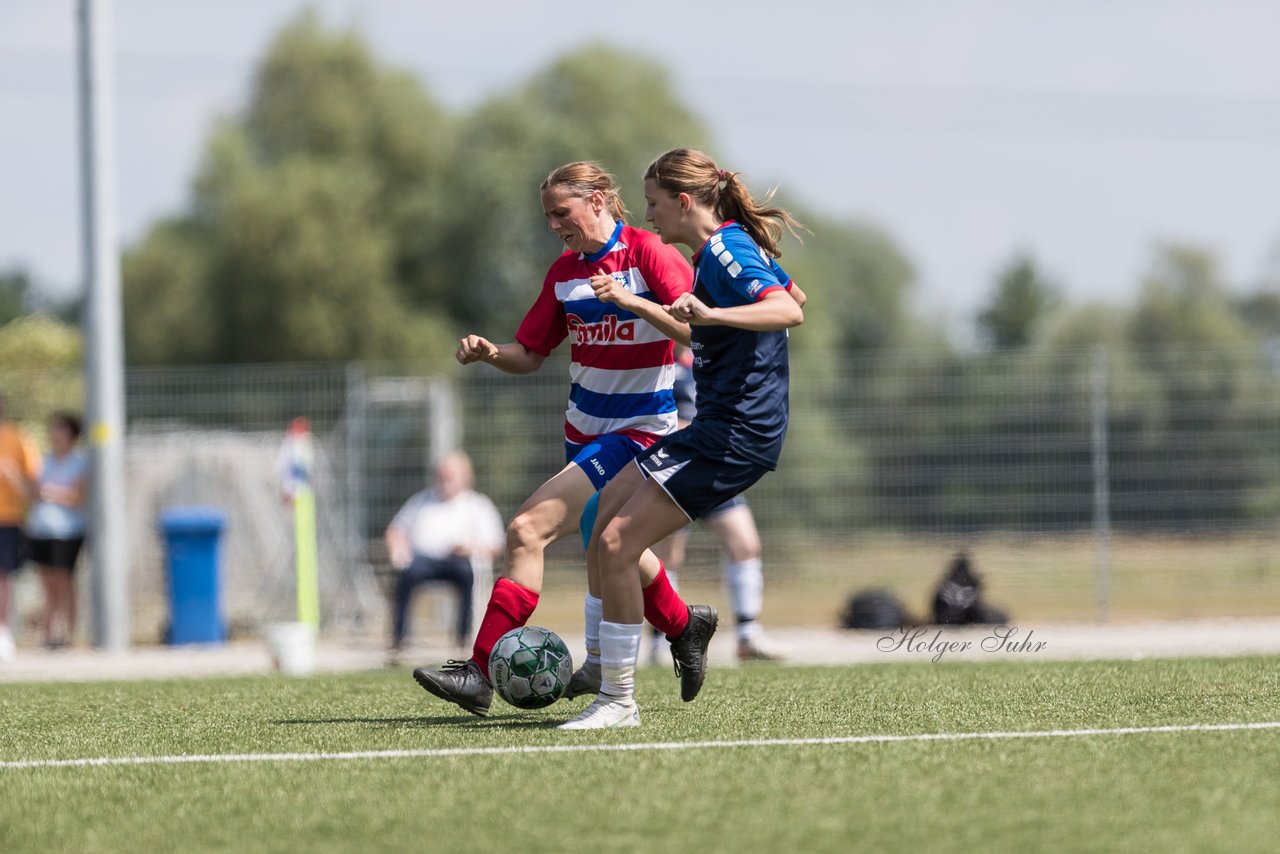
488, 626, 574, 709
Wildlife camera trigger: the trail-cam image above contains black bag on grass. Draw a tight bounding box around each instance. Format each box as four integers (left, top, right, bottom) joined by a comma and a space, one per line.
839, 588, 911, 630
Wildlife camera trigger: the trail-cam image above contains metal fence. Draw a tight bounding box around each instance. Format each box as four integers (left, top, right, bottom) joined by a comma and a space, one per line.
2, 344, 1278, 643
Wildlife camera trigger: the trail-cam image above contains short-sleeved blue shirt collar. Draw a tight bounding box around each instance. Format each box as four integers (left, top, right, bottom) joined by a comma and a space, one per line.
583, 219, 625, 264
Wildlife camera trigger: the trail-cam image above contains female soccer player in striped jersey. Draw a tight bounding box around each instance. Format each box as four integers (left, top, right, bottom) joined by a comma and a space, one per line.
562, 149, 805, 729
412, 161, 720, 717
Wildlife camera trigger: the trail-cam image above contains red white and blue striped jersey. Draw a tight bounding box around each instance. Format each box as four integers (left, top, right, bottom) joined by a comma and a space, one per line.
516, 221, 694, 448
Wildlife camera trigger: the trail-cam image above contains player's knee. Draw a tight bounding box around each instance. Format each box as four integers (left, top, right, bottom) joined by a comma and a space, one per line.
506, 511, 550, 553
596, 523, 628, 569
726, 539, 761, 563
599, 525, 646, 577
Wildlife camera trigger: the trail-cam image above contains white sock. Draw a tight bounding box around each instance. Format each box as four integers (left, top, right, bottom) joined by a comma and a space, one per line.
725, 558, 763, 632
599, 621, 642, 703
583, 594, 603, 665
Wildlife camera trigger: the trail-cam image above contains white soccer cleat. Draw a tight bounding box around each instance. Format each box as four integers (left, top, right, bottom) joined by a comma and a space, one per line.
557, 697, 640, 730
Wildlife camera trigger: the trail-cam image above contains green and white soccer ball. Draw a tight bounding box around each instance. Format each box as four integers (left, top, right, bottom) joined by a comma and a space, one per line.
488, 626, 574, 709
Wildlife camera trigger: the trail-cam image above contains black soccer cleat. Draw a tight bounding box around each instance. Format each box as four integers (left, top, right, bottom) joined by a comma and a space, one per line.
562, 657, 601, 700
668, 604, 718, 702
413, 659, 493, 717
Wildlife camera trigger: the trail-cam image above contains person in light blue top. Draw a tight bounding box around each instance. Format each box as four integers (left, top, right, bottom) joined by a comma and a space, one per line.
26, 412, 89, 649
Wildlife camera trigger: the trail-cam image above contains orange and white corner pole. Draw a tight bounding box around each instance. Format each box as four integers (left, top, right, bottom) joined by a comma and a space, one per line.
280, 418, 320, 630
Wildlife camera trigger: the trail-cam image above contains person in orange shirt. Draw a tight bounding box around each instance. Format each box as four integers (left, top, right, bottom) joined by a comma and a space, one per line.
0, 393, 42, 661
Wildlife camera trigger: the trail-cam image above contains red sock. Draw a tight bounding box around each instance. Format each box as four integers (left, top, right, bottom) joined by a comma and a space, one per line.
470, 577, 540, 678
643, 563, 690, 640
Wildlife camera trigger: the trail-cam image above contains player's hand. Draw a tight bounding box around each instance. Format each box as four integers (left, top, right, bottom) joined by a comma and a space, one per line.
667, 292, 715, 325
589, 271, 632, 307
457, 335, 499, 365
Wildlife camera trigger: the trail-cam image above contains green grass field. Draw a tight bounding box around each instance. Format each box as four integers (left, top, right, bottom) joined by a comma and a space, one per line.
3, 658, 1279, 853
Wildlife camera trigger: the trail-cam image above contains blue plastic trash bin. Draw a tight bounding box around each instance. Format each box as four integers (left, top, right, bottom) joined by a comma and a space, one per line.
158, 507, 227, 645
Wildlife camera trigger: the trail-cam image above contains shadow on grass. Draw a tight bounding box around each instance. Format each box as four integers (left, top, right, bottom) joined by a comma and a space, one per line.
270, 714, 561, 729
466, 718, 565, 731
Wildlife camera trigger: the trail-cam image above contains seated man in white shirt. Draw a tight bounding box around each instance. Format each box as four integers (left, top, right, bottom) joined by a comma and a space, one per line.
386, 451, 504, 659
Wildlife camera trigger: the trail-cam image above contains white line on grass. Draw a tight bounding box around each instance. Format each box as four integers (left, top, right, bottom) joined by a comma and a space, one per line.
4, 721, 1279, 770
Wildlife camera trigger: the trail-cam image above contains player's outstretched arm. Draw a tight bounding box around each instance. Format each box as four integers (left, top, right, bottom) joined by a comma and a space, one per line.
668, 289, 803, 331
590, 272, 691, 346
456, 335, 546, 375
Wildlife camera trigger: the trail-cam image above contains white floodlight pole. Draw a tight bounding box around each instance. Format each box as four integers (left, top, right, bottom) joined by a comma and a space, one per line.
77, 0, 129, 651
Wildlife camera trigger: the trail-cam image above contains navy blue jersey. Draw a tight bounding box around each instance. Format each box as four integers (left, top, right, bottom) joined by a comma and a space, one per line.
687, 222, 792, 469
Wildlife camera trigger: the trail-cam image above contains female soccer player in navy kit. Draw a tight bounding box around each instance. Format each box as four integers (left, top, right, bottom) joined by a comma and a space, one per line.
562, 148, 805, 729
413, 161, 720, 717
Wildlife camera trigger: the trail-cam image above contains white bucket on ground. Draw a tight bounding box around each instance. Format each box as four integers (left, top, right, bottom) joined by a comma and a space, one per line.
264, 622, 317, 676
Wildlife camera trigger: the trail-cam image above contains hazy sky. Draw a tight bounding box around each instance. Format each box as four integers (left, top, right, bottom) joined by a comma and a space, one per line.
3, 0, 1278, 337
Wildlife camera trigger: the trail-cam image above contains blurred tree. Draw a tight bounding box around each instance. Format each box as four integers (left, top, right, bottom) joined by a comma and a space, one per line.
1126, 243, 1252, 351
123, 11, 454, 364
1234, 242, 1280, 341
440, 46, 712, 335
242, 13, 456, 315
977, 251, 1060, 349
1116, 244, 1270, 528
120, 13, 917, 372
0, 314, 82, 369
780, 210, 914, 357
0, 268, 80, 327
121, 217, 218, 364
0, 315, 84, 431
0, 268, 34, 326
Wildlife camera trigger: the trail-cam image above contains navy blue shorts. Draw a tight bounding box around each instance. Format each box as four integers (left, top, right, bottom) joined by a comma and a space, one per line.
565, 434, 645, 491
637, 429, 771, 521
0, 526, 24, 573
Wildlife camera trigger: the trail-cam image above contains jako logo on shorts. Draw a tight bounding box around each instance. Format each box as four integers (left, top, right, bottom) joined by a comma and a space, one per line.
566, 314, 635, 345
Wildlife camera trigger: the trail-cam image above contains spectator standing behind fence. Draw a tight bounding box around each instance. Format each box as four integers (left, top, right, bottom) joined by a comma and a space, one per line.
385, 452, 504, 663
0, 393, 42, 662
26, 413, 89, 650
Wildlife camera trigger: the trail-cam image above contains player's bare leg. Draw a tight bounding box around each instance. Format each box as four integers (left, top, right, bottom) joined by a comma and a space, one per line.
414, 464, 594, 717
562, 481, 697, 730
563, 477, 672, 700
710, 505, 782, 661
567, 463, 702, 700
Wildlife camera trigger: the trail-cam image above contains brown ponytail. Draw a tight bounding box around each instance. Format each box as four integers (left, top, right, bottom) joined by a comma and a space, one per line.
644, 148, 804, 257
541, 161, 628, 222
